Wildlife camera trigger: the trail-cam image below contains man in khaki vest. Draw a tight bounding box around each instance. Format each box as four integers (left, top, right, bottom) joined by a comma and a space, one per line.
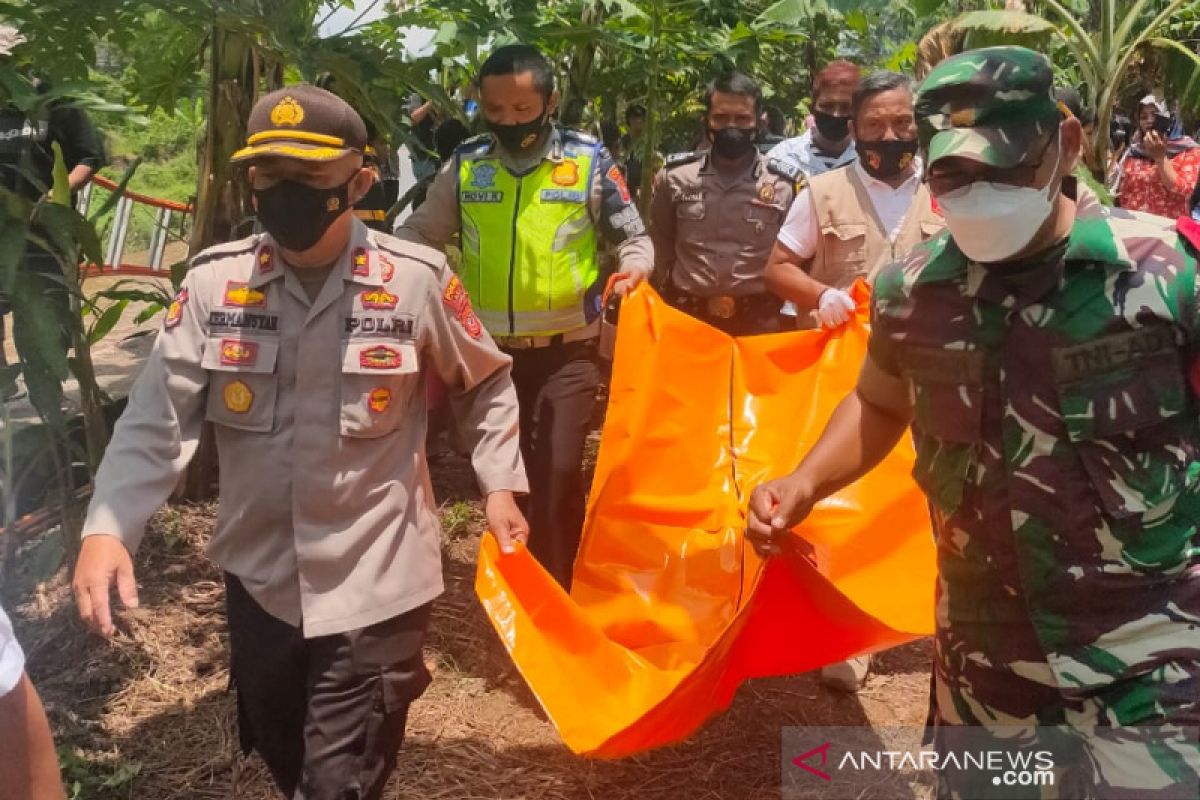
763, 71, 944, 693
765, 71, 943, 332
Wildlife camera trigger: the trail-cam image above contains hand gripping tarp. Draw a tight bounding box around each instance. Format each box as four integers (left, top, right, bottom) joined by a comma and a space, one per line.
476, 282, 935, 758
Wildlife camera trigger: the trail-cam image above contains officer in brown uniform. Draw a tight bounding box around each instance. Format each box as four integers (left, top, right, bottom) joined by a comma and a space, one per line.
71, 85, 529, 800
650, 72, 799, 336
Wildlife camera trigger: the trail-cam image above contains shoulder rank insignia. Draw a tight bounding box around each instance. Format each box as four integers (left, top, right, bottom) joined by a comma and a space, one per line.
164, 288, 188, 330
665, 151, 702, 169
257, 246, 275, 275
765, 157, 801, 184
352, 247, 370, 277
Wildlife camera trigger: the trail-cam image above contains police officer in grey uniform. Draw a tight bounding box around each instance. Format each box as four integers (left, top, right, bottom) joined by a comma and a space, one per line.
650, 73, 798, 336
72, 85, 529, 800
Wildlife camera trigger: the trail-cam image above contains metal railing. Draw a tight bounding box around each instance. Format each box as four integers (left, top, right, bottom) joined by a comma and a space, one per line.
75, 176, 195, 276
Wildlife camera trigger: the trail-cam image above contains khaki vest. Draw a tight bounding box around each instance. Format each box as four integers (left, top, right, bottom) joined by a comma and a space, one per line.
808, 165, 944, 291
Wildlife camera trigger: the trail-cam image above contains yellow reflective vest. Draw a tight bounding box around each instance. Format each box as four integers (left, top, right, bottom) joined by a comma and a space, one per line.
456, 132, 601, 336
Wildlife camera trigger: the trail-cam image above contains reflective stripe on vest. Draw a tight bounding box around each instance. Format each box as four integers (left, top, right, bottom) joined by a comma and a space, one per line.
457, 147, 600, 336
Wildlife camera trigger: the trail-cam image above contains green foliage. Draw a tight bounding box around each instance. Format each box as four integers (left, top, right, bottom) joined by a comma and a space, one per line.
58, 747, 142, 800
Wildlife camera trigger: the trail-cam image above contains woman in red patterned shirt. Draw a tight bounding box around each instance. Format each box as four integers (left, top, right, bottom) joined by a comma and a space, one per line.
1114, 95, 1200, 219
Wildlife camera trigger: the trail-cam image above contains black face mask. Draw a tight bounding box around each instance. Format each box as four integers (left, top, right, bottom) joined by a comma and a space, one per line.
857, 138, 919, 179
488, 108, 550, 155
254, 177, 352, 252
813, 109, 851, 142
709, 126, 758, 160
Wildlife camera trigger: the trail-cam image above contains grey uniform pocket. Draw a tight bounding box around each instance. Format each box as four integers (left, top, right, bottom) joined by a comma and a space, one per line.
202, 337, 279, 433
339, 341, 419, 438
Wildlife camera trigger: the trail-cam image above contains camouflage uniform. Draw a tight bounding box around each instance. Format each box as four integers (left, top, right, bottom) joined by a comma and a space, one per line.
862, 48, 1200, 798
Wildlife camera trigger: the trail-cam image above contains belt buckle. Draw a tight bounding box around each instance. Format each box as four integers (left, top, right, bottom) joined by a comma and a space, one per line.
706, 296, 736, 319
498, 336, 534, 349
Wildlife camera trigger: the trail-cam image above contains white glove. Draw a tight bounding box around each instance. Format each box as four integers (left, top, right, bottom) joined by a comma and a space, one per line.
816, 288, 856, 329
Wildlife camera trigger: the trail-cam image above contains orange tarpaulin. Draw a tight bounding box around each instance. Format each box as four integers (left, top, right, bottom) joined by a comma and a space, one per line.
476, 283, 935, 758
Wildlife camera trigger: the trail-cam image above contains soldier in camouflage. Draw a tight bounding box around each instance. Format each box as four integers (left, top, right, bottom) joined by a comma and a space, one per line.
749, 47, 1200, 798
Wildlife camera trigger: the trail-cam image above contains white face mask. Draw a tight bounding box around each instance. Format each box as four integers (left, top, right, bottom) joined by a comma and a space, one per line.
936, 134, 1063, 263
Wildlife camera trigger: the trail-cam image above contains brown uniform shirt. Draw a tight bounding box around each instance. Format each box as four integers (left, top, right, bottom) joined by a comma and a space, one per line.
649, 150, 799, 297
83, 220, 527, 637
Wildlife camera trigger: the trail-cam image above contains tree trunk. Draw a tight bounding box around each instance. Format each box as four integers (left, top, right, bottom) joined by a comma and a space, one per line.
179, 25, 262, 502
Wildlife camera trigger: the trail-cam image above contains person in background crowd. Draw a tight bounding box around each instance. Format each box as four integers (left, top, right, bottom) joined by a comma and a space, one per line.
407, 94, 439, 183
767, 60, 861, 183
0, 24, 104, 401
1113, 94, 1200, 218
1107, 113, 1134, 195
600, 119, 622, 164
0, 601, 65, 799
650, 72, 798, 336
757, 104, 787, 154
1054, 87, 1111, 205
621, 104, 648, 205
766, 60, 861, 329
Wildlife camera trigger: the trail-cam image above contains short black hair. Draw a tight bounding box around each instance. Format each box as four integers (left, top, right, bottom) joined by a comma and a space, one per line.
1054, 87, 1083, 121
704, 72, 762, 113
851, 71, 912, 120
626, 104, 647, 122
435, 118, 470, 161
478, 44, 554, 101
764, 105, 786, 136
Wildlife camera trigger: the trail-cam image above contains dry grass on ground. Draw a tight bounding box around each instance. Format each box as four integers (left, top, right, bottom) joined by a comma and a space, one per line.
5, 451, 933, 800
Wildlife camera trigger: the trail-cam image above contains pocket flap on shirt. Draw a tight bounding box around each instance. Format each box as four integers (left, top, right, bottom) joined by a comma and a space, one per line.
342, 341, 419, 375
820, 222, 866, 241
201, 337, 279, 374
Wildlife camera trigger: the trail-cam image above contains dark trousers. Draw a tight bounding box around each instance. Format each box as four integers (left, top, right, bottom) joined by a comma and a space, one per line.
224, 574, 432, 800
507, 340, 600, 590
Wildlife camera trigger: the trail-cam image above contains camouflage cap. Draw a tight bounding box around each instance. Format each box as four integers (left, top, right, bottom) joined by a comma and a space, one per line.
915, 46, 1061, 169
231, 84, 368, 164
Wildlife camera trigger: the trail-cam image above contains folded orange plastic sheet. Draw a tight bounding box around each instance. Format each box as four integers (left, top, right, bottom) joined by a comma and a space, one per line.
475, 283, 935, 758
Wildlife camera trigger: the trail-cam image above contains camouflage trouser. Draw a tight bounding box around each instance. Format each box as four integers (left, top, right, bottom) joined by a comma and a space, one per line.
931, 647, 1200, 800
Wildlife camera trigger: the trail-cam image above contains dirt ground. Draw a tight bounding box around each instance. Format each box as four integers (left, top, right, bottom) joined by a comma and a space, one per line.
5, 449, 934, 800
2, 284, 935, 799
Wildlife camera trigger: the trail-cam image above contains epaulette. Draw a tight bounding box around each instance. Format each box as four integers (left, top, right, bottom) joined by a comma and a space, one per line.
561, 128, 598, 145
455, 133, 493, 156
372, 232, 448, 274
664, 151, 703, 169
189, 234, 261, 268
765, 157, 802, 184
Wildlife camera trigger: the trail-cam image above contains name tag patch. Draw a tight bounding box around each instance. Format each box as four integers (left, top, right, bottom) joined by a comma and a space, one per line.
541, 189, 586, 204
345, 315, 415, 338
462, 190, 503, 203
209, 311, 280, 332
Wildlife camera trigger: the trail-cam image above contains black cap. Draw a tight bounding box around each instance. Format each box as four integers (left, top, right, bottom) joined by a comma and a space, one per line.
231, 84, 368, 164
